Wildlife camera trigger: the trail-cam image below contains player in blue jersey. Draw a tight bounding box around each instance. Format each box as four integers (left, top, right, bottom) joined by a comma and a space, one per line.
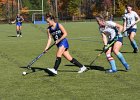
123, 4, 140, 53
12, 14, 24, 37
96, 16, 130, 73
44, 14, 87, 75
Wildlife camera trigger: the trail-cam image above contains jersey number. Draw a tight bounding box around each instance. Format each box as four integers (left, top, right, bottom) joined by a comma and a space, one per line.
55, 35, 58, 40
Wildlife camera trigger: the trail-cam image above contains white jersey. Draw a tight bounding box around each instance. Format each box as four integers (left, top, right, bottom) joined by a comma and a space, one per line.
99, 21, 119, 41
123, 11, 139, 29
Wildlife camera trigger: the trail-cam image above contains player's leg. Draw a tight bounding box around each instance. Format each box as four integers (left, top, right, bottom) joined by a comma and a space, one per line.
105, 47, 117, 73
113, 41, 130, 70
16, 26, 20, 37
46, 39, 70, 75
129, 31, 139, 53
19, 26, 22, 37
63, 50, 87, 73
47, 46, 66, 75
54, 46, 66, 70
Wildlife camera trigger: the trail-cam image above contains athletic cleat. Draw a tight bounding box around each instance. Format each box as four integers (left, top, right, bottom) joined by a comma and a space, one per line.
123, 63, 130, 71
20, 35, 22, 37
78, 66, 87, 73
17, 34, 20, 37
133, 48, 139, 53
105, 69, 117, 73
125, 66, 130, 72
44, 68, 57, 76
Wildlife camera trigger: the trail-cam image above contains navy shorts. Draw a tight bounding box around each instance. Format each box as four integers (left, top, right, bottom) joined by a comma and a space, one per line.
108, 37, 123, 44
16, 22, 22, 26
56, 38, 69, 49
117, 37, 123, 43
127, 28, 137, 34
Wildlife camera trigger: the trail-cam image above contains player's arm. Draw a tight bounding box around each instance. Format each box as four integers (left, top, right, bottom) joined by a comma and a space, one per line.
101, 33, 108, 46
44, 29, 52, 51
11, 19, 16, 24
133, 12, 140, 25
123, 17, 127, 32
56, 24, 67, 44
21, 16, 24, 22
101, 33, 110, 51
115, 23, 123, 34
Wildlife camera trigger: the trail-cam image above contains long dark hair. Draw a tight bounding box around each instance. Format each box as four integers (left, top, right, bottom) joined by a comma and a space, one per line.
46, 13, 55, 20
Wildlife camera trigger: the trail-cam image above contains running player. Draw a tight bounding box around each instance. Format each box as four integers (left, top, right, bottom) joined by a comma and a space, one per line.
96, 16, 130, 73
123, 4, 140, 53
44, 14, 87, 75
12, 14, 24, 37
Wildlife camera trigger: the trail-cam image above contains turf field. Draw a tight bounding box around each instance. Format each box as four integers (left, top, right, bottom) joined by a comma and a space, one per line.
0, 22, 140, 100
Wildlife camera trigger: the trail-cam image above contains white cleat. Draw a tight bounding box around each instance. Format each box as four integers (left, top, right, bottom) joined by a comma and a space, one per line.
17, 34, 20, 37
78, 66, 87, 73
20, 35, 22, 37
46, 68, 57, 75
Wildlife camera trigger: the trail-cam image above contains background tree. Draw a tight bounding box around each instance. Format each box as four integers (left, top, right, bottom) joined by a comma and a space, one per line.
67, 0, 82, 21
1, 0, 140, 22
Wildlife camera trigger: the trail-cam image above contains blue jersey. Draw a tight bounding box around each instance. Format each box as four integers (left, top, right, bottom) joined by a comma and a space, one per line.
48, 23, 63, 41
48, 23, 69, 49
16, 16, 23, 26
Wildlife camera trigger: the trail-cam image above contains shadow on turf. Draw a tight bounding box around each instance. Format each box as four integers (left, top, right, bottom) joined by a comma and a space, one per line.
65, 64, 105, 71
95, 49, 102, 51
95, 49, 133, 54
20, 66, 54, 76
8, 35, 17, 37
20, 66, 78, 76
20, 66, 45, 72
121, 51, 133, 53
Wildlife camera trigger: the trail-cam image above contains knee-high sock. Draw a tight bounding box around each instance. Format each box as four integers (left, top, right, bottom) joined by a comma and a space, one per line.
106, 54, 117, 71
70, 58, 83, 68
54, 57, 61, 70
131, 40, 138, 49
17, 31, 19, 35
19, 30, 22, 35
108, 59, 117, 71
109, 60, 117, 71
116, 52, 129, 68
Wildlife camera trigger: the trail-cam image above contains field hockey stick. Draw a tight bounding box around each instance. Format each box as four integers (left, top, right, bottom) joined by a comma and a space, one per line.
89, 23, 137, 66
27, 43, 55, 69
89, 41, 114, 66
123, 22, 138, 33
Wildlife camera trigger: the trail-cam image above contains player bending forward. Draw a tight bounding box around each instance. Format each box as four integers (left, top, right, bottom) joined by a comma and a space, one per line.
123, 4, 140, 53
11, 14, 24, 37
96, 16, 130, 73
44, 14, 87, 75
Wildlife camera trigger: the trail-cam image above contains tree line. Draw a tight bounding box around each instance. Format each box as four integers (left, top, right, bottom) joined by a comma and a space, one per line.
0, 0, 140, 22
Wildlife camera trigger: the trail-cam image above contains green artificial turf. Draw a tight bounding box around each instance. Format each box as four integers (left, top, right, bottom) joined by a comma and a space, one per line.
0, 22, 140, 100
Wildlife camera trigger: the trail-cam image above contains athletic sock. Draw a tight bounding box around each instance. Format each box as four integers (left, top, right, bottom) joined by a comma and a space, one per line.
54, 57, 61, 70
106, 54, 117, 71
116, 52, 129, 68
109, 60, 117, 71
17, 31, 19, 35
131, 40, 138, 49
19, 30, 22, 35
70, 58, 83, 68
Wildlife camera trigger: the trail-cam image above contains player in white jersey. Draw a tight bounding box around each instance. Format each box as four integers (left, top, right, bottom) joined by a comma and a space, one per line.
96, 16, 130, 73
123, 4, 140, 53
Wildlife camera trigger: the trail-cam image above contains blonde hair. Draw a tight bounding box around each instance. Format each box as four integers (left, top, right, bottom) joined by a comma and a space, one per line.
95, 15, 105, 22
